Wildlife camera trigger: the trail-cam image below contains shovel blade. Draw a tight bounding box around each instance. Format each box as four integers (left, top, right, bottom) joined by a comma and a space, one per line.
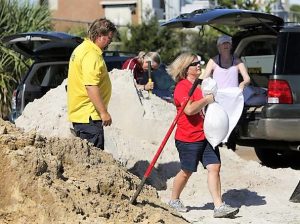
289, 181, 300, 203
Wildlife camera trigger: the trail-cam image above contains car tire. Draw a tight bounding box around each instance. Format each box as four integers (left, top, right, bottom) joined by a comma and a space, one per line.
254, 147, 293, 167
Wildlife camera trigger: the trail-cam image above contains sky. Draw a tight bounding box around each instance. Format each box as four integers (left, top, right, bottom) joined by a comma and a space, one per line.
290, 0, 300, 5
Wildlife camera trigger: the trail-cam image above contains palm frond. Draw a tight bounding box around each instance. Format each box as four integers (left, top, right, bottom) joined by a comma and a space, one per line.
0, 0, 52, 119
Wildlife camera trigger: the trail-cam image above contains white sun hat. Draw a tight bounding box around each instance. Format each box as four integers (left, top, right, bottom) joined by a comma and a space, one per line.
217, 35, 232, 45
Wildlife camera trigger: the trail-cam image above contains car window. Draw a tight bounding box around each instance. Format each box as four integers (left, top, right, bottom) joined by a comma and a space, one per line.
30, 66, 49, 86
104, 55, 133, 71
106, 61, 124, 71
237, 36, 277, 87
241, 39, 276, 56
15, 40, 49, 55
30, 64, 68, 87
276, 32, 300, 75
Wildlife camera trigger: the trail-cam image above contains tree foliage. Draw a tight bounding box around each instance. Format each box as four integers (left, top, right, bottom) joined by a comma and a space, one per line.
120, 16, 181, 64
217, 0, 277, 13
290, 4, 300, 22
291, 4, 300, 12
217, 0, 258, 10
0, 0, 52, 119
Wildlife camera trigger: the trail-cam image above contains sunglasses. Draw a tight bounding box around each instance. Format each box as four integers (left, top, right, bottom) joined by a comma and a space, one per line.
189, 61, 201, 67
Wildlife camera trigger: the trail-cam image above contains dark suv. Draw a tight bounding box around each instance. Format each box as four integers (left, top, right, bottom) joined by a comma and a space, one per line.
2, 32, 134, 122
163, 8, 300, 166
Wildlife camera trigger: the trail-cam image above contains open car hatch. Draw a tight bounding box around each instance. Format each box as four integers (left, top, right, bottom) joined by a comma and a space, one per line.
2, 31, 82, 60
161, 8, 284, 29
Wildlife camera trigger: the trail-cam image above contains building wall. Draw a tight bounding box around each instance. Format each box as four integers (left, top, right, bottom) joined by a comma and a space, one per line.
50, 0, 104, 31
165, 0, 180, 20
50, 0, 140, 32
181, 0, 210, 14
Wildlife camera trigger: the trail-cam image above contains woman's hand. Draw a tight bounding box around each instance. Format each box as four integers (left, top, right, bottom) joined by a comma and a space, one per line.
239, 82, 248, 91
144, 81, 154, 90
205, 94, 215, 104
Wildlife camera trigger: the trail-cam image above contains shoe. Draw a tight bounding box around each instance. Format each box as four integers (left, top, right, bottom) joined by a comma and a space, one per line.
213, 203, 239, 218
168, 199, 188, 212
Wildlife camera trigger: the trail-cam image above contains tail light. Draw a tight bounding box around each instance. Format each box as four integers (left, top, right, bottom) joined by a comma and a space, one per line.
267, 80, 293, 104
11, 90, 17, 110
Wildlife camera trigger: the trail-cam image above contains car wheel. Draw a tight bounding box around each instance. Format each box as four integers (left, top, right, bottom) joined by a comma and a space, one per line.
254, 147, 292, 167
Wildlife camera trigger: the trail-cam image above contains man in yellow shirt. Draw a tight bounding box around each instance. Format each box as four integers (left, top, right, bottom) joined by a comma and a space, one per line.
67, 18, 117, 149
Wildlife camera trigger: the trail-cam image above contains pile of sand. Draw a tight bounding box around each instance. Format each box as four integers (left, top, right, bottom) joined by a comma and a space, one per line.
0, 119, 188, 223
8, 69, 300, 223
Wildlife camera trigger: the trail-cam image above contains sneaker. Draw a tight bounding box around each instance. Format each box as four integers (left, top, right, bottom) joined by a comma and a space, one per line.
213, 203, 239, 218
168, 199, 188, 212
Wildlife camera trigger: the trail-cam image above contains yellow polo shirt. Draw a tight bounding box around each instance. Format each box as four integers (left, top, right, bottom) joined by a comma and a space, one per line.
67, 38, 112, 123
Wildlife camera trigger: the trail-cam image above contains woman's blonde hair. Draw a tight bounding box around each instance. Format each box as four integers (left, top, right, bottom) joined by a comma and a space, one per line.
136, 51, 161, 66
167, 52, 197, 83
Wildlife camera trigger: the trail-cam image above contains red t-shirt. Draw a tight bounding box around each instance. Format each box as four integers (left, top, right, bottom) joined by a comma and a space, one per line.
174, 79, 205, 142
122, 58, 144, 84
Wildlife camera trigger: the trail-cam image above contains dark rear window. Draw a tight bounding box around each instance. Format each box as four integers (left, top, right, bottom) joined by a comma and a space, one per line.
275, 31, 300, 75
241, 39, 277, 56
30, 64, 68, 87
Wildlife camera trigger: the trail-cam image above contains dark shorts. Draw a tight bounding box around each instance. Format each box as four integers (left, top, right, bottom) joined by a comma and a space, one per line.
73, 118, 104, 150
175, 139, 221, 172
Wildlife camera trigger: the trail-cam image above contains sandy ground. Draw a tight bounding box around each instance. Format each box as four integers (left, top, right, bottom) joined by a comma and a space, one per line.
235, 146, 260, 162
3, 69, 300, 224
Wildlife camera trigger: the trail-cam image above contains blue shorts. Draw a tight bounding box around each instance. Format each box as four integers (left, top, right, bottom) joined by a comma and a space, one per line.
73, 118, 104, 150
175, 139, 221, 172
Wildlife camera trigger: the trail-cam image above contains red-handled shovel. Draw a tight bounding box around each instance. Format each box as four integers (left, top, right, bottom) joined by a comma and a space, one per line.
130, 78, 202, 204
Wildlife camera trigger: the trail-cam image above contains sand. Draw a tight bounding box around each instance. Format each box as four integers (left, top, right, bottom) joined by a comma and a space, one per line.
6, 69, 300, 223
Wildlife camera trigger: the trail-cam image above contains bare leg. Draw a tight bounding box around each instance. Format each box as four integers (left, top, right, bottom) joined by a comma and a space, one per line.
206, 163, 223, 207
171, 169, 192, 200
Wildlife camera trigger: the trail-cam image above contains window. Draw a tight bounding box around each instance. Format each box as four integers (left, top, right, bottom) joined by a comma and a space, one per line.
104, 6, 132, 26
276, 32, 300, 75
239, 37, 277, 87
241, 39, 276, 57
30, 64, 68, 87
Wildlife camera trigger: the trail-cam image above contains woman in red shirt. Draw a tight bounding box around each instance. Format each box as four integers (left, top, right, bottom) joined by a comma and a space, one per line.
122, 51, 161, 91
167, 52, 239, 218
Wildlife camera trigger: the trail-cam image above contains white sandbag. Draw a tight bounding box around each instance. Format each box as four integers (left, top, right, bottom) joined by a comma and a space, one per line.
204, 102, 229, 148
215, 88, 244, 143
201, 77, 217, 96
